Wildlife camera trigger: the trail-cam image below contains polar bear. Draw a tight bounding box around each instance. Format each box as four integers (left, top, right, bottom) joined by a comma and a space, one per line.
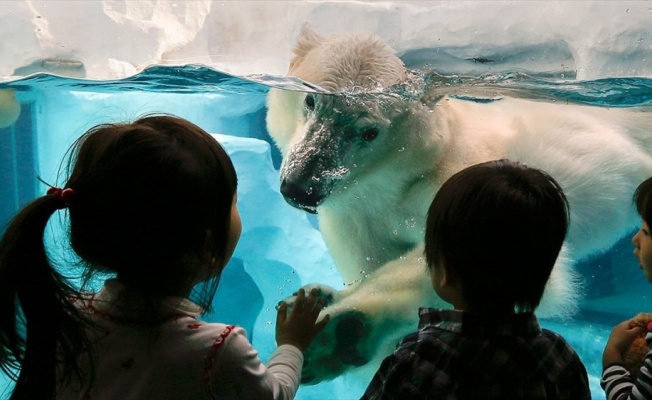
266, 23, 652, 384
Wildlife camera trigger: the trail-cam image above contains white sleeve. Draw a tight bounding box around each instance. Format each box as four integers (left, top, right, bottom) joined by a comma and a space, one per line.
209, 327, 304, 400
266, 344, 304, 397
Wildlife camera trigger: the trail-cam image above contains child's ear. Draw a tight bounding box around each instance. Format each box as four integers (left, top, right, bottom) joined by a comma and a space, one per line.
440, 273, 449, 287
440, 264, 456, 288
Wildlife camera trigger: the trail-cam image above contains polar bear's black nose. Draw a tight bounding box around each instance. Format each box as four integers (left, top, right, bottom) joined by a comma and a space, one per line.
280, 179, 324, 214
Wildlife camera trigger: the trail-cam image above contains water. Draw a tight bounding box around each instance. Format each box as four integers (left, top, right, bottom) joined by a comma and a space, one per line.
2, 65, 652, 399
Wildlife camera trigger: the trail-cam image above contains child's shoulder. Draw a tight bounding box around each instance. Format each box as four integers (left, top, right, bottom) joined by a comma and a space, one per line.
160, 319, 251, 360
394, 325, 450, 355
167, 318, 244, 342
536, 328, 583, 361
538, 327, 572, 343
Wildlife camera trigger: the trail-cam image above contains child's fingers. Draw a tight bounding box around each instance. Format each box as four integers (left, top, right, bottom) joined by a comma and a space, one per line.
630, 326, 645, 335
315, 314, 330, 332
286, 288, 328, 322
306, 288, 319, 301
276, 301, 288, 325
627, 320, 639, 329
286, 289, 305, 318
615, 320, 642, 335
294, 288, 306, 308
308, 298, 325, 319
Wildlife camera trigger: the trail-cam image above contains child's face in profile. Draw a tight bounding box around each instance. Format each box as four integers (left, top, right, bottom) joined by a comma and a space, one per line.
632, 220, 652, 283
223, 194, 242, 267
194, 195, 242, 287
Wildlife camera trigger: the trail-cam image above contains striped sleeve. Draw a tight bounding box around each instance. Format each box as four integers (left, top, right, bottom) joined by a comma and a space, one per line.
602, 364, 636, 400
601, 331, 652, 400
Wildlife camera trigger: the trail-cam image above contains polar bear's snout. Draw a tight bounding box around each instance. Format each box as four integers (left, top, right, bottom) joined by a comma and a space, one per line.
279, 132, 333, 212
280, 174, 324, 213
279, 119, 354, 212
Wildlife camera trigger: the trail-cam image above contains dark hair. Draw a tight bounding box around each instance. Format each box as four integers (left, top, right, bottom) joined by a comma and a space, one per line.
634, 176, 652, 225
0, 115, 237, 399
424, 159, 569, 314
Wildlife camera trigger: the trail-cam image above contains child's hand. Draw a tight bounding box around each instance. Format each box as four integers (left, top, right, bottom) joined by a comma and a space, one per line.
603, 320, 645, 368
276, 288, 330, 352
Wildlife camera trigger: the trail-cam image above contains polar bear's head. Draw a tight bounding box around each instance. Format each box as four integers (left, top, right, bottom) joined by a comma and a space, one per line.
267, 24, 425, 214
287, 23, 406, 92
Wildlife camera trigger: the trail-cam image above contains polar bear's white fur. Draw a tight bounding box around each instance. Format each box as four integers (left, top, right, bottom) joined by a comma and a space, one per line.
266, 24, 652, 384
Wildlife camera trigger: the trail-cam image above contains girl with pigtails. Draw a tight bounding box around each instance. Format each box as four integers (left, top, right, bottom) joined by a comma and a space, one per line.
0, 115, 329, 400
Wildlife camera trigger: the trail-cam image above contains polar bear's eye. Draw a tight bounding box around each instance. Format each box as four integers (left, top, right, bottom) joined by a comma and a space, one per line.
361, 128, 379, 142
305, 94, 315, 110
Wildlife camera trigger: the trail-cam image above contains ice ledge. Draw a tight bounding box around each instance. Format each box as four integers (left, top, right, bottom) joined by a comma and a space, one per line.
2, 1, 651, 81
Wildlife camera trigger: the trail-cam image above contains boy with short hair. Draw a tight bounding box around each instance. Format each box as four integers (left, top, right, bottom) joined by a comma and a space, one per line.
361, 159, 591, 399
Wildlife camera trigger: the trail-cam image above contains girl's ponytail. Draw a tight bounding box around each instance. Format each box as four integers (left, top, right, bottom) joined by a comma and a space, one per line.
0, 192, 88, 399
0, 115, 239, 398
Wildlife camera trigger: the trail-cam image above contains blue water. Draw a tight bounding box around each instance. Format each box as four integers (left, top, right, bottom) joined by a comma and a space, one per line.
2, 65, 652, 399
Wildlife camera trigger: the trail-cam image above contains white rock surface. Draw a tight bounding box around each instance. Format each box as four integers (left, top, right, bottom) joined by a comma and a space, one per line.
1, 1, 651, 81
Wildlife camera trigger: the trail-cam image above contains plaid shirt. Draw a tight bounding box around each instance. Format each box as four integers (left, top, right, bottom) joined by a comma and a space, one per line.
361, 308, 591, 400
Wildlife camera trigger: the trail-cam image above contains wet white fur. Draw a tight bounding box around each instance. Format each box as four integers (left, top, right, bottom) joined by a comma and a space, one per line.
266, 23, 652, 383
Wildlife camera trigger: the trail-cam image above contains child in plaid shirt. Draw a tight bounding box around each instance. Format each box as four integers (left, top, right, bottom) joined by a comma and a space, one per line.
361, 159, 591, 400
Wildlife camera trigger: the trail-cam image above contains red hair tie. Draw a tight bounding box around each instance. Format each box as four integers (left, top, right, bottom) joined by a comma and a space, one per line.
47, 187, 75, 208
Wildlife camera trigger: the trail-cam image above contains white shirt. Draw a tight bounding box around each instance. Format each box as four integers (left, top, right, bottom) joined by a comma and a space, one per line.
57, 279, 304, 400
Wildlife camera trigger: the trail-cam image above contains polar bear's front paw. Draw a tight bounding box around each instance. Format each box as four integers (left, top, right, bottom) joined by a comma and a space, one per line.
279, 283, 340, 310
331, 312, 368, 366
300, 310, 370, 384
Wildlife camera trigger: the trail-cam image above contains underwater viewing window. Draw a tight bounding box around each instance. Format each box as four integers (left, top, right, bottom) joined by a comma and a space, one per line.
2, 1, 652, 399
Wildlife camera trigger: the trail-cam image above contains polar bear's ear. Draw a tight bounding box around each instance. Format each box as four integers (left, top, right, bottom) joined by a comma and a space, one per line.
289, 22, 325, 71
